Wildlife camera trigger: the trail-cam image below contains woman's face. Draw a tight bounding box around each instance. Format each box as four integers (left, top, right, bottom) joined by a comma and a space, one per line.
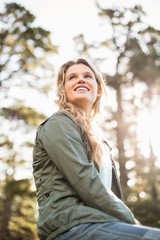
64, 63, 100, 114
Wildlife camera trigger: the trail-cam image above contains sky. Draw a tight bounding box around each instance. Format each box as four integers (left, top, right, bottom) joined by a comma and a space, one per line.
1, 0, 160, 67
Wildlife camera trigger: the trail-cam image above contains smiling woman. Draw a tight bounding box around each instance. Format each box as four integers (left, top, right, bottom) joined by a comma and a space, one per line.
64, 64, 100, 114
56, 58, 106, 120
32, 58, 160, 240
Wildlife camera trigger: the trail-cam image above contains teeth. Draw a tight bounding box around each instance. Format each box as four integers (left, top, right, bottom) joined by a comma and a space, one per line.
76, 87, 88, 91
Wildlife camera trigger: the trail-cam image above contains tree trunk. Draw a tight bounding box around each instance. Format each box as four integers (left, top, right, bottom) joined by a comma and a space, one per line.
115, 83, 128, 198
147, 81, 158, 201
0, 188, 12, 240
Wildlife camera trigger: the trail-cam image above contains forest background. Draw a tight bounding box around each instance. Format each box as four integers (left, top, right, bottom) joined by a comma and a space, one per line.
0, 0, 160, 239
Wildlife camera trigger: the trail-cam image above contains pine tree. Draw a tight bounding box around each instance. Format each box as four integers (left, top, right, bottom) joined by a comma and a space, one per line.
0, 3, 58, 239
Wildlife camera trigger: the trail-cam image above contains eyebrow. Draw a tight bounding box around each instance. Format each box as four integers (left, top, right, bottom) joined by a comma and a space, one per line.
67, 71, 94, 78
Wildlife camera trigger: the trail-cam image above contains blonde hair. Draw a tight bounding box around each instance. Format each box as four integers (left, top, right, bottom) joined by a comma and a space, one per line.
55, 58, 107, 166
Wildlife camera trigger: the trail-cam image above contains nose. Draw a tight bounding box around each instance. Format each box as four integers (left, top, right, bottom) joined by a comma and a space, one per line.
78, 76, 86, 83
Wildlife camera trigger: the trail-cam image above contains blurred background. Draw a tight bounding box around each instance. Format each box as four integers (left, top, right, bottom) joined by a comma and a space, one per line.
0, 0, 160, 239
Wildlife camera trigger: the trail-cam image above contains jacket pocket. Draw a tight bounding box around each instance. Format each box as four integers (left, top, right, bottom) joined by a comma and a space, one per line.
37, 187, 53, 207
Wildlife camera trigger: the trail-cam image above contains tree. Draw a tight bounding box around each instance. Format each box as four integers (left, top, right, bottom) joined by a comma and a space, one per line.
0, 2, 58, 239
0, 2, 57, 87
73, 2, 160, 226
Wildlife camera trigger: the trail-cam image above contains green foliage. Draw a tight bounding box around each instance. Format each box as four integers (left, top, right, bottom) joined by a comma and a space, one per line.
1, 103, 46, 126
0, 2, 58, 239
0, 156, 39, 237
0, 2, 58, 85
0, 179, 38, 240
128, 199, 160, 228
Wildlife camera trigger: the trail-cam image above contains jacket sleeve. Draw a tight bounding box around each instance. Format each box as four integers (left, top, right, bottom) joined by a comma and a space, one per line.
39, 112, 136, 224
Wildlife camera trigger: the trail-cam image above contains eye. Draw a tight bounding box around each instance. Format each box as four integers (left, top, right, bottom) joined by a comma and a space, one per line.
84, 74, 92, 79
68, 75, 76, 80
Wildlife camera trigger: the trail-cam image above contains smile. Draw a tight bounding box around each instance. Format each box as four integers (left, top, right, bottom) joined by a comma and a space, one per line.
74, 87, 89, 92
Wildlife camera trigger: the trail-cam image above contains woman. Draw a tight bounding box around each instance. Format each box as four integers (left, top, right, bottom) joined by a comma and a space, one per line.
33, 58, 160, 240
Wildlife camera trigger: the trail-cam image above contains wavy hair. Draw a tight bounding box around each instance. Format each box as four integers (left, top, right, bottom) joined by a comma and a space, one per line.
55, 58, 107, 166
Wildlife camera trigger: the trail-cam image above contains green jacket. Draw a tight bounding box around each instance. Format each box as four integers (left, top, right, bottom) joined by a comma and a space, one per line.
33, 111, 136, 240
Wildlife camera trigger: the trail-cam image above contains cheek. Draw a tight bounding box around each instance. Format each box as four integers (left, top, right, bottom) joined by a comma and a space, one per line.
64, 86, 73, 101
64, 84, 70, 95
